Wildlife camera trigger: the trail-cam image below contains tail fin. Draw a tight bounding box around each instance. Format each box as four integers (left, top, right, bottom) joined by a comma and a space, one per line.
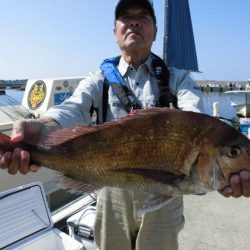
0, 132, 15, 152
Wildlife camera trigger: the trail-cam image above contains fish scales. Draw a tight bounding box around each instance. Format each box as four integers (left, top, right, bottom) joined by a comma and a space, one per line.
1, 107, 250, 195
34, 111, 196, 184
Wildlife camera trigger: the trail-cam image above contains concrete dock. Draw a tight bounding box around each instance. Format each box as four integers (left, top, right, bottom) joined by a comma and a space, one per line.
179, 192, 250, 250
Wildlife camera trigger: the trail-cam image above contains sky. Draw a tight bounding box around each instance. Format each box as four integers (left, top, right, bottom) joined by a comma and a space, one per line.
0, 0, 249, 81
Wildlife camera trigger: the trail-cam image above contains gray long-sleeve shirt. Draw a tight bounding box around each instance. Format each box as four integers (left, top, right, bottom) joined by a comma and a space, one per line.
45, 55, 204, 127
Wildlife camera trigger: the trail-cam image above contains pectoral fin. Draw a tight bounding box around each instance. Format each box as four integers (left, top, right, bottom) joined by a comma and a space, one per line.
110, 168, 186, 186
110, 168, 184, 215
134, 193, 175, 215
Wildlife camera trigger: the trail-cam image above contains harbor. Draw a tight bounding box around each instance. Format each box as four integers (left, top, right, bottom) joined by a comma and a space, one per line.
0, 0, 249, 249
1, 79, 250, 93
197, 80, 249, 92
0, 79, 27, 91
1, 85, 250, 250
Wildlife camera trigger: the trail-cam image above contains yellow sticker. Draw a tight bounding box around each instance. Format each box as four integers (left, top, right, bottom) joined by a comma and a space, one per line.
28, 80, 46, 110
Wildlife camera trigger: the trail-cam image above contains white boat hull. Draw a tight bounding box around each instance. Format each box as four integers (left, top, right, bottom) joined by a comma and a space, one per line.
234, 105, 250, 117
0, 77, 90, 222
225, 90, 250, 117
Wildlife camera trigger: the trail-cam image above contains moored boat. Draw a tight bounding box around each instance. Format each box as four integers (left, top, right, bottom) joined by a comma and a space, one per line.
225, 89, 250, 137
225, 90, 250, 118
0, 76, 97, 249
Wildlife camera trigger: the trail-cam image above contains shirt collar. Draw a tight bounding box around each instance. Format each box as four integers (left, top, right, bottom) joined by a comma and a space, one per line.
117, 54, 155, 77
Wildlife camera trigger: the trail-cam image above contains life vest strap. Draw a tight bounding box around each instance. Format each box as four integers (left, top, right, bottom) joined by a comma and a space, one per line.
99, 53, 177, 123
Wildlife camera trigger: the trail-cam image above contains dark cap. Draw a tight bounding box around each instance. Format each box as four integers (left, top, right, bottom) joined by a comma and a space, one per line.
115, 0, 156, 23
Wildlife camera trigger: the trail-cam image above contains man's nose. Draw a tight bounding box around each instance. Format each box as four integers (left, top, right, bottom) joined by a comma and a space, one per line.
128, 17, 141, 27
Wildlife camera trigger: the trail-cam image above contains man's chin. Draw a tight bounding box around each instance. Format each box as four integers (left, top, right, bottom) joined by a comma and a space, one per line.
124, 40, 144, 50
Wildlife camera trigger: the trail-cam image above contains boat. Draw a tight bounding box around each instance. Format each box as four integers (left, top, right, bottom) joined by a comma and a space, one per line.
225, 90, 250, 118
0, 88, 6, 95
0, 76, 98, 249
225, 89, 250, 136
0, 0, 198, 249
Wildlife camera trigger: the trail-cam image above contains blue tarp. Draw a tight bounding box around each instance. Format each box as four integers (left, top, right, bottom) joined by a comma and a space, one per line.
163, 0, 199, 71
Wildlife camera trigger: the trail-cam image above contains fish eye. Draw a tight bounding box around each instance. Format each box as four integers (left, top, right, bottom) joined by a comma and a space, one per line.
226, 146, 242, 158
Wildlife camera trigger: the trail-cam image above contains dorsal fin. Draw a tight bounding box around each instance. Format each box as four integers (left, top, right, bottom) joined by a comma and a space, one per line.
41, 107, 175, 147
41, 125, 99, 147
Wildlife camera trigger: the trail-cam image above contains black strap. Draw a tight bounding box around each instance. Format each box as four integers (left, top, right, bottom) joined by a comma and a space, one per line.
110, 82, 142, 112
101, 54, 177, 123
151, 53, 177, 108
102, 78, 110, 123
102, 79, 142, 123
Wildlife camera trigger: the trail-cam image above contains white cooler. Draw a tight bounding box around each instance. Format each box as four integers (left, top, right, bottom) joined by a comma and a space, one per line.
0, 182, 84, 250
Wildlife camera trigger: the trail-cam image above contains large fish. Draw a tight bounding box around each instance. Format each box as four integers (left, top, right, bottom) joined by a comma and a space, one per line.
0, 107, 250, 196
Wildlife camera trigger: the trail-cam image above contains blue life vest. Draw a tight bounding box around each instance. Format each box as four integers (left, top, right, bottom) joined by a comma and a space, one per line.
100, 56, 126, 86
98, 53, 177, 123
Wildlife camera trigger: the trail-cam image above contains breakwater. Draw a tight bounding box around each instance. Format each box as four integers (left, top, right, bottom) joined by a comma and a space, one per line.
0, 79, 27, 91
0, 79, 249, 92
197, 80, 249, 92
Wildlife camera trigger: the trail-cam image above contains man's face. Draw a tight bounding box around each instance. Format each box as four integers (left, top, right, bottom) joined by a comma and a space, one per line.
114, 5, 157, 53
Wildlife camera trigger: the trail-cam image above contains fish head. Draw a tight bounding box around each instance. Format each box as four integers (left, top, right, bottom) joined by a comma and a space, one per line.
215, 130, 250, 189
193, 118, 250, 191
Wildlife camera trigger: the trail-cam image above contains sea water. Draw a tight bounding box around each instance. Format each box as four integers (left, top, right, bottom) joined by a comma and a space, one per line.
5, 89, 24, 103
4, 89, 236, 119
202, 92, 236, 120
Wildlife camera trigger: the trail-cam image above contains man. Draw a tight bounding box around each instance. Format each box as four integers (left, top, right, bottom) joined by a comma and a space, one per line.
1, 0, 250, 249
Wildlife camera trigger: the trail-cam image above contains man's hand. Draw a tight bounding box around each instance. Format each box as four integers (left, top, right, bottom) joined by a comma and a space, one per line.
0, 147, 33, 175
0, 117, 60, 175
219, 170, 250, 198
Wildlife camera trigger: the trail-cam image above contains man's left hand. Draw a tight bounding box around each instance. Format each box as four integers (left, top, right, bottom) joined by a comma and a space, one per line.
219, 170, 250, 198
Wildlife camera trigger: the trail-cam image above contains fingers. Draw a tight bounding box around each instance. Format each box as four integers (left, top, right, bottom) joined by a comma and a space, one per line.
220, 175, 241, 198
1, 148, 40, 175
0, 152, 12, 169
19, 150, 30, 175
0, 119, 43, 175
8, 148, 26, 175
11, 119, 41, 142
240, 170, 250, 197
229, 175, 242, 198
219, 170, 250, 198
218, 186, 233, 198
11, 119, 26, 142
30, 164, 40, 172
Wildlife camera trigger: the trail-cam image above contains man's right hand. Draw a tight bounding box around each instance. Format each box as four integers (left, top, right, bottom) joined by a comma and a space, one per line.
0, 117, 60, 175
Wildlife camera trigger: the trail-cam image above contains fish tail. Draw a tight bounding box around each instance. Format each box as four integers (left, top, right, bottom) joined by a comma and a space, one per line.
0, 132, 15, 152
